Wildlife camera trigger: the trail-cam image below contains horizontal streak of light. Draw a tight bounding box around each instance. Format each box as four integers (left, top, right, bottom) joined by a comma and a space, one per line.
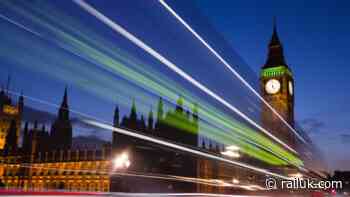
5, 88, 305, 179
84, 119, 292, 180
2, 0, 300, 163
1, 192, 268, 197
158, 0, 306, 144
0, 1, 302, 166
106, 193, 268, 197
0, 7, 301, 166
73, 0, 298, 155
15, 164, 265, 191
4, 90, 296, 174
0, 13, 42, 37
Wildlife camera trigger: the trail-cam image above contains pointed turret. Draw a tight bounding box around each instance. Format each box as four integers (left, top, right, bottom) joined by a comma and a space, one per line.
147, 107, 154, 131
270, 17, 281, 46
50, 87, 72, 150
154, 97, 164, 134
113, 105, 119, 127
264, 18, 287, 68
112, 105, 120, 149
58, 86, 69, 120
157, 97, 164, 122
62, 86, 68, 108
130, 99, 137, 121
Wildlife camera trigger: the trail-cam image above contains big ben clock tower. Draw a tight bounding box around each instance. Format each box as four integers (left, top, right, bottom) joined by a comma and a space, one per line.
260, 22, 295, 147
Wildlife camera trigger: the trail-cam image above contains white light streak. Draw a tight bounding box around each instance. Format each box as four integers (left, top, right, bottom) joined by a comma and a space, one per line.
0, 13, 42, 37
4, 193, 268, 197
221, 150, 240, 158
106, 193, 268, 197
84, 119, 292, 180
73, 0, 299, 155
226, 145, 240, 151
158, 0, 306, 144
7, 89, 304, 176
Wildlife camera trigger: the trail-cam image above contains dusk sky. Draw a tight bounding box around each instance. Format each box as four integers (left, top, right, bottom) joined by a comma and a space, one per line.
196, 0, 350, 171
0, 0, 348, 172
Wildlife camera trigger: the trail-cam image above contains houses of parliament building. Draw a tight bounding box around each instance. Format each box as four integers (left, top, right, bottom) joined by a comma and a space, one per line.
0, 23, 304, 193
0, 85, 211, 192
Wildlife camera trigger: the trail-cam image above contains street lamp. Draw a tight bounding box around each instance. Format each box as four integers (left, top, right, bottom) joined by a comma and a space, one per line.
221, 150, 240, 158
226, 145, 240, 151
113, 152, 131, 170
221, 145, 240, 158
232, 178, 240, 184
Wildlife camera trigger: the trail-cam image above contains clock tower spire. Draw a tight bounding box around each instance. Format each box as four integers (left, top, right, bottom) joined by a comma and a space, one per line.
264, 18, 287, 68
260, 19, 295, 148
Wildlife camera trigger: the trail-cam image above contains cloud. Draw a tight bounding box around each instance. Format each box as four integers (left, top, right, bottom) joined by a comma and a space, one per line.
300, 118, 326, 134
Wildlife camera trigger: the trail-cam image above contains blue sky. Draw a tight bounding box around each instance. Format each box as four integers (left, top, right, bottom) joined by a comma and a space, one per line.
195, 0, 350, 171
0, 0, 348, 171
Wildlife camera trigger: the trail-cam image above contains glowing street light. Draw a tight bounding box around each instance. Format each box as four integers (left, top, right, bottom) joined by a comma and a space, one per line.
221, 145, 240, 158
232, 178, 240, 184
226, 145, 240, 151
113, 152, 131, 170
221, 150, 240, 158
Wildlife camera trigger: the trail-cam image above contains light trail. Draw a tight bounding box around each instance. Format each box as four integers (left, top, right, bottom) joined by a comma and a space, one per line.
0, 13, 42, 37
73, 0, 298, 155
105, 193, 268, 197
158, 0, 306, 144
0, 1, 303, 165
84, 119, 293, 180
13, 164, 267, 191
4, 89, 301, 176
0, 6, 302, 166
0, 191, 268, 197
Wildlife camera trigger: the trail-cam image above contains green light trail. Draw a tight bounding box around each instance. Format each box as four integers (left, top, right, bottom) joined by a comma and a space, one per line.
0, 0, 303, 168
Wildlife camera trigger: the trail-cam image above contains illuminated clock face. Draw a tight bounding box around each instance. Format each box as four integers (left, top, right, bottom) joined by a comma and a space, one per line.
289, 81, 293, 95
265, 79, 281, 94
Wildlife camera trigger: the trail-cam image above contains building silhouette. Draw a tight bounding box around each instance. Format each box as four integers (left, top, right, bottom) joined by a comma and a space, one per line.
110, 96, 200, 192
0, 21, 324, 193
50, 87, 72, 150
0, 88, 111, 191
0, 86, 206, 192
